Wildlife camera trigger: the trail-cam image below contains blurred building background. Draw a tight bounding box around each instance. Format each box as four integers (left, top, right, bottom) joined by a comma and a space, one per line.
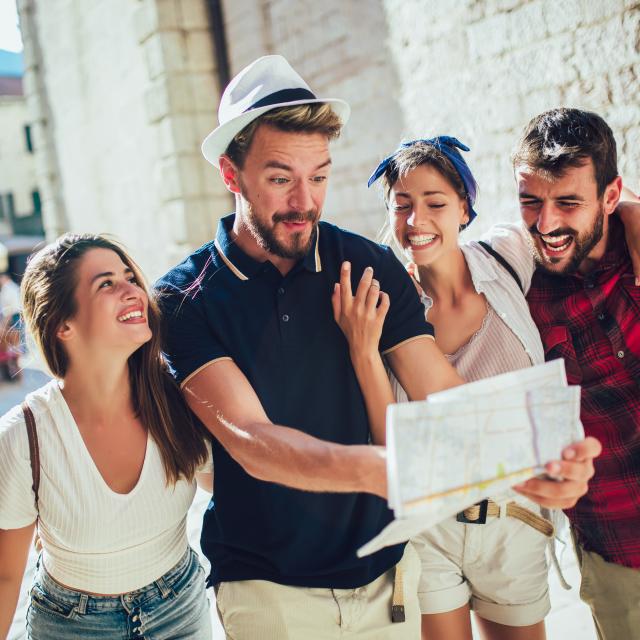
15, 0, 640, 281
0, 47, 44, 278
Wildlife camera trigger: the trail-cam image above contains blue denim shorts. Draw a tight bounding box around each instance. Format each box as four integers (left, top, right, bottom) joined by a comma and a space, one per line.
26, 547, 211, 639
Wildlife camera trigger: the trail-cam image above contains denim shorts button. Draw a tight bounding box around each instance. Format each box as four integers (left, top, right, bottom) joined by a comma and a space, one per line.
282, 314, 289, 322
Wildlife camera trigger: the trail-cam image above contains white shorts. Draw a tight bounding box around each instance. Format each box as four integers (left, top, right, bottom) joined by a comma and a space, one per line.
412, 504, 551, 627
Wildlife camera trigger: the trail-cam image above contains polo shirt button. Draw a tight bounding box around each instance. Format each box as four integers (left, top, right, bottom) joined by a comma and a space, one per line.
597, 313, 605, 321
278, 287, 285, 295
617, 350, 625, 359
282, 314, 290, 322
586, 282, 595, 289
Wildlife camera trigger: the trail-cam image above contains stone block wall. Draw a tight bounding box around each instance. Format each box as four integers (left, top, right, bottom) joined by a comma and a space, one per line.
18, 0, 228, 278
18, 0, 639, 272
383, 0, 640, 238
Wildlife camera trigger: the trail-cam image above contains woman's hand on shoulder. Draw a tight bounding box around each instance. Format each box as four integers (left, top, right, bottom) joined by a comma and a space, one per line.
618, 183, 640, 285
332, 261, 389, 359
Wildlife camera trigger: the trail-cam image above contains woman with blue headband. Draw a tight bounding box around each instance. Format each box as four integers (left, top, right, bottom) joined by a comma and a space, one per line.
333, 137, 554, 640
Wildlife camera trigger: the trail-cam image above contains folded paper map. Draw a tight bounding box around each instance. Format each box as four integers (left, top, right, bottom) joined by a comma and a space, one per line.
358, 359, 583, 557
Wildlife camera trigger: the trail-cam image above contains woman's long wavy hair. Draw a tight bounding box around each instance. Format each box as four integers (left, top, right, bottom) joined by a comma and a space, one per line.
21, 233, 208, 484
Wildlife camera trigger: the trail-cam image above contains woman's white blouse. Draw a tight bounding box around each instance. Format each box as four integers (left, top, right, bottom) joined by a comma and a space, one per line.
0, 380, 197, 594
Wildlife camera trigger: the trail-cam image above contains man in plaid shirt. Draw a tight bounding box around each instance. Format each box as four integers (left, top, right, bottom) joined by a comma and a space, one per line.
512, 108, 639, 640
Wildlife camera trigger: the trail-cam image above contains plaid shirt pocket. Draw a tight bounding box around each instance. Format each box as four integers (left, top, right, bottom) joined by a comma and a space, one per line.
540, 326, 583, 384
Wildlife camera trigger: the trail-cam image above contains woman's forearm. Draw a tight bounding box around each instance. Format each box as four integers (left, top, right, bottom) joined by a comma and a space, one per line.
0, 523, 35, 639
350, 349, 395, 445
0, 575, 23, 638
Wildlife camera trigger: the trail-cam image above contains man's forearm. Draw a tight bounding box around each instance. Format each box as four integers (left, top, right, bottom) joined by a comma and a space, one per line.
183, 362, 388, 498
212, 412, 387, 497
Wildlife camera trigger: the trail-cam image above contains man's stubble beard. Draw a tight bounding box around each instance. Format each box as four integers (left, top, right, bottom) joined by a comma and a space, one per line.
239, 180, 320, 260
528, 203, 605, 275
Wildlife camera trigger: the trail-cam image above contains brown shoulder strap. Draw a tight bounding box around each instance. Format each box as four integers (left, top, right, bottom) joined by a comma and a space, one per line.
21, 401, 40, 512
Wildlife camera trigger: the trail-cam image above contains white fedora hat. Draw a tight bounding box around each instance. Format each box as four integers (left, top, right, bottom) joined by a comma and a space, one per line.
201, 55, 351, 168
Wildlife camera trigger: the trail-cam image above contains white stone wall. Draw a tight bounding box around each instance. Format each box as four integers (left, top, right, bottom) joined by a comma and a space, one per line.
19, 0, 228, 279
382, 0, 640, 239
18, 0, 640, 273
222, 0, 406, 239
0, 96, 37, 231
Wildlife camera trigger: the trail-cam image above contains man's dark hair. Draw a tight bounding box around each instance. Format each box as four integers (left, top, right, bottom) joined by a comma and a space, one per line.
511, 108, 618, 196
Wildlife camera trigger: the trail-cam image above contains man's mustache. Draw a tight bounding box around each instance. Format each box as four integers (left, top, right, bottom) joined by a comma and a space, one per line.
273, 211, 318, 224
528, 224, 576, 238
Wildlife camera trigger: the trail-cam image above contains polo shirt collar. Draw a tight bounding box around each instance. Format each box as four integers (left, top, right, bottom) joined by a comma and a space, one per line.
302, 226, 322, 273
213, 213, 322, 281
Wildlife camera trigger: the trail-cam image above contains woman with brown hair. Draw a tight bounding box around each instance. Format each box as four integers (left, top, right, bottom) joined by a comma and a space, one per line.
0, 234, 212, 639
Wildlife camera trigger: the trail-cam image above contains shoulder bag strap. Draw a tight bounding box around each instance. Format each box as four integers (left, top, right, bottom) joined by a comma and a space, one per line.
478, 240, 524, 294
21, 401, 40, 513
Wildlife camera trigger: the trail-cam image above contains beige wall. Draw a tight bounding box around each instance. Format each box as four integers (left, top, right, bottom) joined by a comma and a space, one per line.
19, 0, 228, 279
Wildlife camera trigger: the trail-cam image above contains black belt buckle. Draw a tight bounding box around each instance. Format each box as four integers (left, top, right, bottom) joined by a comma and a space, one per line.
456, 499, 489, 524
391, 604, 405, 623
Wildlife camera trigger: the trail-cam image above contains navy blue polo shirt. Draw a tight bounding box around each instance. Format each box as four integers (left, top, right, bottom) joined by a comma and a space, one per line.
156, 213, 434, 588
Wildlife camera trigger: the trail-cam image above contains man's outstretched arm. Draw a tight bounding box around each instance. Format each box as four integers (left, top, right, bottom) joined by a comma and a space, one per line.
183, 360, 388, 497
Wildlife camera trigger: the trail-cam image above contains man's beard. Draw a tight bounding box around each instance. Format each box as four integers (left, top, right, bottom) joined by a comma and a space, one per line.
528, 204, 605, 275
240, 180, 319, 259
245, 204, 319, 260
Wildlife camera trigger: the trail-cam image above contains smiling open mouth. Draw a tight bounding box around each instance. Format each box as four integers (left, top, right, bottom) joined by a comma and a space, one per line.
408, 233, 438, 247
540, 234, 573, 253
117, 310, 143, 322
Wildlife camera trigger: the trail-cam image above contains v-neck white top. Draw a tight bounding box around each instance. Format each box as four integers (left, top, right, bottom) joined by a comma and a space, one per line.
0, 380, 198, 593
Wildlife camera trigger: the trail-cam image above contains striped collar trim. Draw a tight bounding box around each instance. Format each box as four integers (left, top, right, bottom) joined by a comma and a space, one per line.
299, 225, 322, 273
312, 226, 322, 272
214, 238, 249, 281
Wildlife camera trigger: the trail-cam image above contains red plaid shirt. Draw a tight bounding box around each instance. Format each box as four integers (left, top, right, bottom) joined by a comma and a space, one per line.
527, 216, 640, 569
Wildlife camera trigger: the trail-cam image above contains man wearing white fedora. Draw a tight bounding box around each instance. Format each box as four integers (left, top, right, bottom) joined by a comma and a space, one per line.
156, 55, 599, 638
